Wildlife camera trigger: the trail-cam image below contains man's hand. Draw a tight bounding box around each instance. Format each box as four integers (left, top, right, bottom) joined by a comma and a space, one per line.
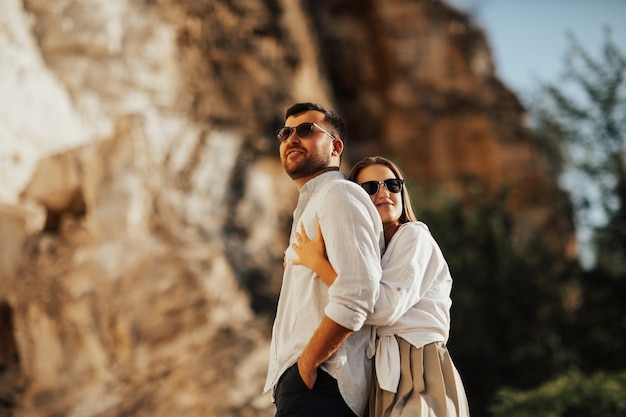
297, 357, 317, 389
298, 316, 353, 390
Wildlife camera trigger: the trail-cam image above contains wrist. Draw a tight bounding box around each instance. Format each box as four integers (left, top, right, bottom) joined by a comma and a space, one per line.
312, 258, 323, 276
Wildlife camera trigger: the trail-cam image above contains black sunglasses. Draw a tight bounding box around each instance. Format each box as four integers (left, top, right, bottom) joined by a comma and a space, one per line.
276, 122, 336, 143
360, 179, 404, 196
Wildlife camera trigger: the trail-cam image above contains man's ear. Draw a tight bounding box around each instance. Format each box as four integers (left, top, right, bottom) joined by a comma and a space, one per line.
332, 139, 344, 156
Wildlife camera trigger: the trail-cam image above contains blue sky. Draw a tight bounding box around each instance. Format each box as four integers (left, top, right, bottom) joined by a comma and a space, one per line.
447, 0, 626, 96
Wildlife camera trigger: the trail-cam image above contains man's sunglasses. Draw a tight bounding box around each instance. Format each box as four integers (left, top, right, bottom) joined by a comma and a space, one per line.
276, 122, 336, 143
360, 179, 404, 196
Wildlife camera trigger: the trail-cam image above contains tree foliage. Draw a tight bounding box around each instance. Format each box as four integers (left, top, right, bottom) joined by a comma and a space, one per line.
490, 370, 626, 417
413, 190, 575, 417
414, 186, 626, 417
531, 28, 626, 266
475, 28, 626, 417
530, 27, 626, 373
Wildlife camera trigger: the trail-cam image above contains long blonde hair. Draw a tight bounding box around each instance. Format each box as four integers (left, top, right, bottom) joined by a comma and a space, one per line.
348, 156, 417, 224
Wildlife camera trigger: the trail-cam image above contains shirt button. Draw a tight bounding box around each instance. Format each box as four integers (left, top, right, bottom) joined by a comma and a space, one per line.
396, 287, 401, 291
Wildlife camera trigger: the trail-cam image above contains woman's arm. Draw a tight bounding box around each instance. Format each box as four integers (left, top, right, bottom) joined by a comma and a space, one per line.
292, 222, 338, 286
366, 224, 446, 326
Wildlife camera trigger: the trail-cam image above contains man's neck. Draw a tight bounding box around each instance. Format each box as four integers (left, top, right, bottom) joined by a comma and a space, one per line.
295, 166, 340, 191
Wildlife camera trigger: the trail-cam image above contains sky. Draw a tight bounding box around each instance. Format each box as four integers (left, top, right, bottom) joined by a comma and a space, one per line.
447, 0, 626, 96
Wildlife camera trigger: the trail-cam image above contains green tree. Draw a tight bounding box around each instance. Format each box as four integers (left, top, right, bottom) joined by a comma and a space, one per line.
500, 27, 626, 417
530, 27, 626, 372
531, 28, 626, 269
490, 370, 626, 417
414, 190, 574, 417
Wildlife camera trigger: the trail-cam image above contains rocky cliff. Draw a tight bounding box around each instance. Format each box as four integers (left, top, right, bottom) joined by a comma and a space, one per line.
0, 0, 574, 416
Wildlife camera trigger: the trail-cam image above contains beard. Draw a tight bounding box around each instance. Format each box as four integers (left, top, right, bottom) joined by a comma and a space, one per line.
282, 148, 332, 180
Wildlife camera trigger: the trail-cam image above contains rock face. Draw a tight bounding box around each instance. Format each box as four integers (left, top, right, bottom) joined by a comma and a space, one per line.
0, 0, 574, 416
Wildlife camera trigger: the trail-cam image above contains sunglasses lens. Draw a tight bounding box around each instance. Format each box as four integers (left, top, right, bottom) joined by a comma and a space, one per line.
277, 127, 292, 142
295, 123, 314, 138
277, 123, 316, 142
360, 181, 379, 196
360, 179, 403, 195
385, 179, 403, 193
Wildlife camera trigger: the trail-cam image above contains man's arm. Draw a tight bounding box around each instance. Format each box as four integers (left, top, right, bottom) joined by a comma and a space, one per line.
297, 316, 352, 389
296, 181, 382, 388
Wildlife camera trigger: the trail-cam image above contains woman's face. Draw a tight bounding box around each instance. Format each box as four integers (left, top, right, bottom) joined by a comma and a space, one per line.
356, 164, 403, 226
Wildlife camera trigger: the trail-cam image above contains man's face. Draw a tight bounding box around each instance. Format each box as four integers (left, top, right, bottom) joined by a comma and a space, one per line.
279, 110, 337, 181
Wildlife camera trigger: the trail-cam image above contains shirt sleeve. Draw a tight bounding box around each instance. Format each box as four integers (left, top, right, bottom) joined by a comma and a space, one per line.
319, 181, 383, 331
366, 223, 441, 326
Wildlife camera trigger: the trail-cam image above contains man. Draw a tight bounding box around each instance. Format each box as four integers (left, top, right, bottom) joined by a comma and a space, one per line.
264, 103, 384, 417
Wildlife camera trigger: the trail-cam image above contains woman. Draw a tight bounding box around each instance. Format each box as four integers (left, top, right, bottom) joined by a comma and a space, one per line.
292, 156, 470, 417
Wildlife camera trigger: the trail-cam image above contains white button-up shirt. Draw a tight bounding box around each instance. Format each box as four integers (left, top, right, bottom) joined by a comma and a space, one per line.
265, 170, 384, 417
368, 222, 452, 392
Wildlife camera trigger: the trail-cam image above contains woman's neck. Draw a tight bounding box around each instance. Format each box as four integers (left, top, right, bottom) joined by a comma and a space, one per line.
382, 221, 401, 246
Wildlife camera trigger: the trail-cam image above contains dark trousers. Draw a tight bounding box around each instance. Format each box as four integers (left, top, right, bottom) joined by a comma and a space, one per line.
274, 363, 358, 417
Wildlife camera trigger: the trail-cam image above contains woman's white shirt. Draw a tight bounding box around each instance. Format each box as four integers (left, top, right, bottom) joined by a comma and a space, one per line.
367, 221, 453, 392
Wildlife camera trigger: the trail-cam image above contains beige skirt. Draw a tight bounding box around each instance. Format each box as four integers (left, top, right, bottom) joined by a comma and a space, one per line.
369, 338, 470, 417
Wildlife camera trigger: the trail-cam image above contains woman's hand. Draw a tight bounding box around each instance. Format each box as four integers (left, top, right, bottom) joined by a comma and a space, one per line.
292, 222, 326, 272
291, 222, 338, 286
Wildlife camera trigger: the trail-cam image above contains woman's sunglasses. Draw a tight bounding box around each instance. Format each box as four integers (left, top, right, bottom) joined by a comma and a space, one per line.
276, 122, 336, 143
360, 179, 404, 196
